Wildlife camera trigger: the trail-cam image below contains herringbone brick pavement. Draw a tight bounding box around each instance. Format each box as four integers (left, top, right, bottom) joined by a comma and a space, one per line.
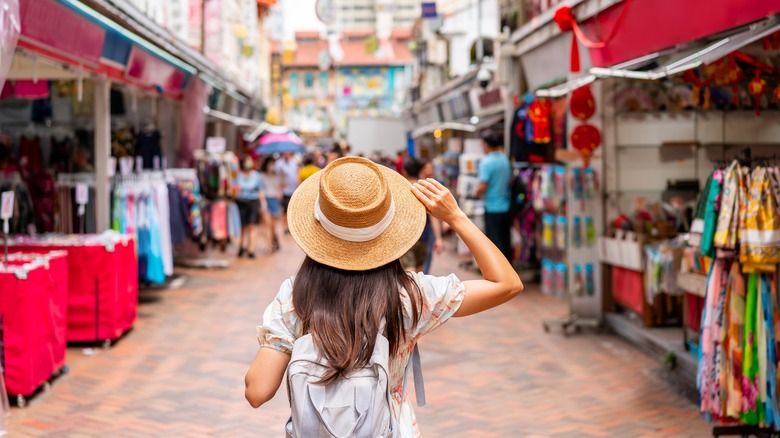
6, 236, 710, 437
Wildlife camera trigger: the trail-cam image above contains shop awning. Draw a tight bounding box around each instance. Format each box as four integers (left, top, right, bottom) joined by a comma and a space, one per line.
535, 74, 598, 98
204, 107, 262, 128
589, 16, 780, 80
533, 15, 780, 96
411, 112, 504, 138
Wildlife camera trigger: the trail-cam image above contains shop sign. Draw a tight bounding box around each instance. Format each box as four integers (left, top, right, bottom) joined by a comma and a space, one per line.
206, 137, 227, 154
448, 93, 471, 120
477, 89, 503, 109
1, 191, 13, 220
421, 2, 437, 19
19, 0, 106, 66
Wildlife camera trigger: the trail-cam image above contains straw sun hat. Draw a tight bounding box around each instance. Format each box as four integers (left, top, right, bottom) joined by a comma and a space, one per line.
287, 156, 426, 271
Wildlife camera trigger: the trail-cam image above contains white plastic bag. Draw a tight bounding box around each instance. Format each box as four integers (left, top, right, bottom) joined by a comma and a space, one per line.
0, 0, 21, 91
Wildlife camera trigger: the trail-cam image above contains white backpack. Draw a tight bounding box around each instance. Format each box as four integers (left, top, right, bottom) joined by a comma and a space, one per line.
284, 330, 425, 438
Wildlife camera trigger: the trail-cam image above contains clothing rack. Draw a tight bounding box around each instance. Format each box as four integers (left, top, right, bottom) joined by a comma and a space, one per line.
56, 173, 95, 187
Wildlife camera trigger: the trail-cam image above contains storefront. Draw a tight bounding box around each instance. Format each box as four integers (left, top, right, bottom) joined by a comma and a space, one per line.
506, 0, 780, 432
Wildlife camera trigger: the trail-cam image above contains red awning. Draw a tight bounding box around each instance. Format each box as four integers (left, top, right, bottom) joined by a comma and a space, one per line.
580, 0, 780, 68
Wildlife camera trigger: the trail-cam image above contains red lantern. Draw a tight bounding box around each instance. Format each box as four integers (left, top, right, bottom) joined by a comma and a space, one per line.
570, 86, 596, 121
570, 124, 601, 159
773, 84, 780, 104
748, 69, 767, 116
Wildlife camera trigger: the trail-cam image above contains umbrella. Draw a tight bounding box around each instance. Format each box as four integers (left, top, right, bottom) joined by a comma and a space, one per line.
255, 132, 305, 155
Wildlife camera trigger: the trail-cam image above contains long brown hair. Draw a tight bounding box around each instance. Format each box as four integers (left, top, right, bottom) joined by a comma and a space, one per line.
292, 256, 423, 384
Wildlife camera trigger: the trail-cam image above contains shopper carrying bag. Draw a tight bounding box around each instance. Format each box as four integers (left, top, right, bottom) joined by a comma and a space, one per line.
245, 157, 524, 437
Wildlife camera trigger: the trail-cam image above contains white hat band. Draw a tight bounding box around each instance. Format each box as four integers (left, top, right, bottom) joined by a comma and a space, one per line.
314, 196, 396, 242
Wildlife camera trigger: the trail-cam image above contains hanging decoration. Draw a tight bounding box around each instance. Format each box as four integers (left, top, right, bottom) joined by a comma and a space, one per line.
570, 124, 601, 160
528, 99, 552, 144
773, 84, 780, 105
552, 1, 633, 72
568, 85, 600, 166
569, 85, 596, 120
747, 69, 767, 116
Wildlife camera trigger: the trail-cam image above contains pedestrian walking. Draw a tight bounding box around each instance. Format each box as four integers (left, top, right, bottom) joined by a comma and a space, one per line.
475, 132, 513, 262
298, 153, 320, 183
236, 156, 267, 259
275, 151, 299, 233
245, 156, 523, 436
401, 157, 442, 274
261, 156, 282, 252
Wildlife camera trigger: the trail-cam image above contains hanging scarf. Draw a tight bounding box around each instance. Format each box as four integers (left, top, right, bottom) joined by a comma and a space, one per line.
761, 273, 780, 427
725, 261, 746, 419
740, 167, 780, 269
714, 161, 741, 254
691, 174, 714, 247
742, 273, 761, 425
700, 260, 730, 416
702, 170, 724, 259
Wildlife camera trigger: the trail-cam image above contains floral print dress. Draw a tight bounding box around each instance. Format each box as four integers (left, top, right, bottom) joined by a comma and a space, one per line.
257, 272, 466, 438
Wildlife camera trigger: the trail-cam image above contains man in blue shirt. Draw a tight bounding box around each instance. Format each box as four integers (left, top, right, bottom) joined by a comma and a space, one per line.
475, 132, 513, 262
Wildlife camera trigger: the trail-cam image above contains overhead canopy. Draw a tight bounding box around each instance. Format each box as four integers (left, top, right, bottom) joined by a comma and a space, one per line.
412, 112, 504, 138
590, 15, 780, 80
534, 15, 780, 96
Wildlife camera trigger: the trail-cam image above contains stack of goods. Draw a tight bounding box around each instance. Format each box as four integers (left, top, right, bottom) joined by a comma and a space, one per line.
695, 159, 780, 428
0, 251, 68, 406
10, 232, 138, 345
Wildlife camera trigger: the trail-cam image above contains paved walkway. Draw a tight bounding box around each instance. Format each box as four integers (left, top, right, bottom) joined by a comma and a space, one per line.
7, 236, 710, 437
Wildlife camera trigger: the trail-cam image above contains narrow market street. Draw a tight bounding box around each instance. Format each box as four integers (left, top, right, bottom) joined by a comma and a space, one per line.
8, 236, 708, 437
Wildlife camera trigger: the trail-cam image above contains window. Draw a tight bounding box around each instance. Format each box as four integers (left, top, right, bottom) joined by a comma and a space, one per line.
319, 72, 329, 92
289, 72, 299, 97
304, 72, 314, 88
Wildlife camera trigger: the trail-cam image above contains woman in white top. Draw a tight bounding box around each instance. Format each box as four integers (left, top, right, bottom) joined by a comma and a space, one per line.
245, 157, 523, 436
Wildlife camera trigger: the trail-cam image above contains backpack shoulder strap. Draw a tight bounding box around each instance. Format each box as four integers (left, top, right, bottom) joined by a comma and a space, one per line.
401, 343, 426, 407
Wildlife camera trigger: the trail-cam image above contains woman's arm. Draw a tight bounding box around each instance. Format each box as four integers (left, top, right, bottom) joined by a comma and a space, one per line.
431, 217, 443, 255
411, 179, 523, 317
245, 347, 290, 408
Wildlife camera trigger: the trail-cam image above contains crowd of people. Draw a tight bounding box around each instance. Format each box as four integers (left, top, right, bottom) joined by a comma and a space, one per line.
236, 133, 513, 274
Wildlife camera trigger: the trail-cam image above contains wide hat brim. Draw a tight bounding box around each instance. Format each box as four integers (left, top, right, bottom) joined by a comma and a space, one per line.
288, 164, 427, 271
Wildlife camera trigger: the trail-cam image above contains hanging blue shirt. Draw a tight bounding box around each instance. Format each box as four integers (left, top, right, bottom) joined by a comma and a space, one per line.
478, 152, 511, 213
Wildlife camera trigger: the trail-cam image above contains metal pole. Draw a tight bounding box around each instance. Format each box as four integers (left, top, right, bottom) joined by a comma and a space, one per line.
476, 0, 483, 63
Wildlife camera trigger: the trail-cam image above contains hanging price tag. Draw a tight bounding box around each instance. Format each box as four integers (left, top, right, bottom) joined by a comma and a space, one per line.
76, 184, 88, 218
153, 156, 160, 170
206, 137, 226, 154
135, 156, 144, 172
1, 191, 13, 220
120, 157, 133, 176
108, 157, 117, 178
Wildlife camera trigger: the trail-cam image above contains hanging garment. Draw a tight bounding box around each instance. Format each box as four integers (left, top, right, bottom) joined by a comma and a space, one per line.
715, 162, 742, 253
209, 201, 228, 241
742, 273, 761, 425
49, 136, 72, 173
740, 167, 780, 269
761, 273, 780, 427
18, 134, 43, 170
691, 174, 714, 247
701, 170, 723, 259
725, 261, 746, 419
699, 259, 730, 417
14, 80, 49, 99
227, 202, 241, 243
154, 183, 173, 276
144, 194, 166, 284
137, 130, 162, 170
168, 183, 190, 245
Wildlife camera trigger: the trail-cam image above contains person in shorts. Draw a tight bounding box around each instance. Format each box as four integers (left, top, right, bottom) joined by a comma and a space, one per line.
275, 151, 299, 232
236, 156, 267, 258
261, 156, 282, 252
